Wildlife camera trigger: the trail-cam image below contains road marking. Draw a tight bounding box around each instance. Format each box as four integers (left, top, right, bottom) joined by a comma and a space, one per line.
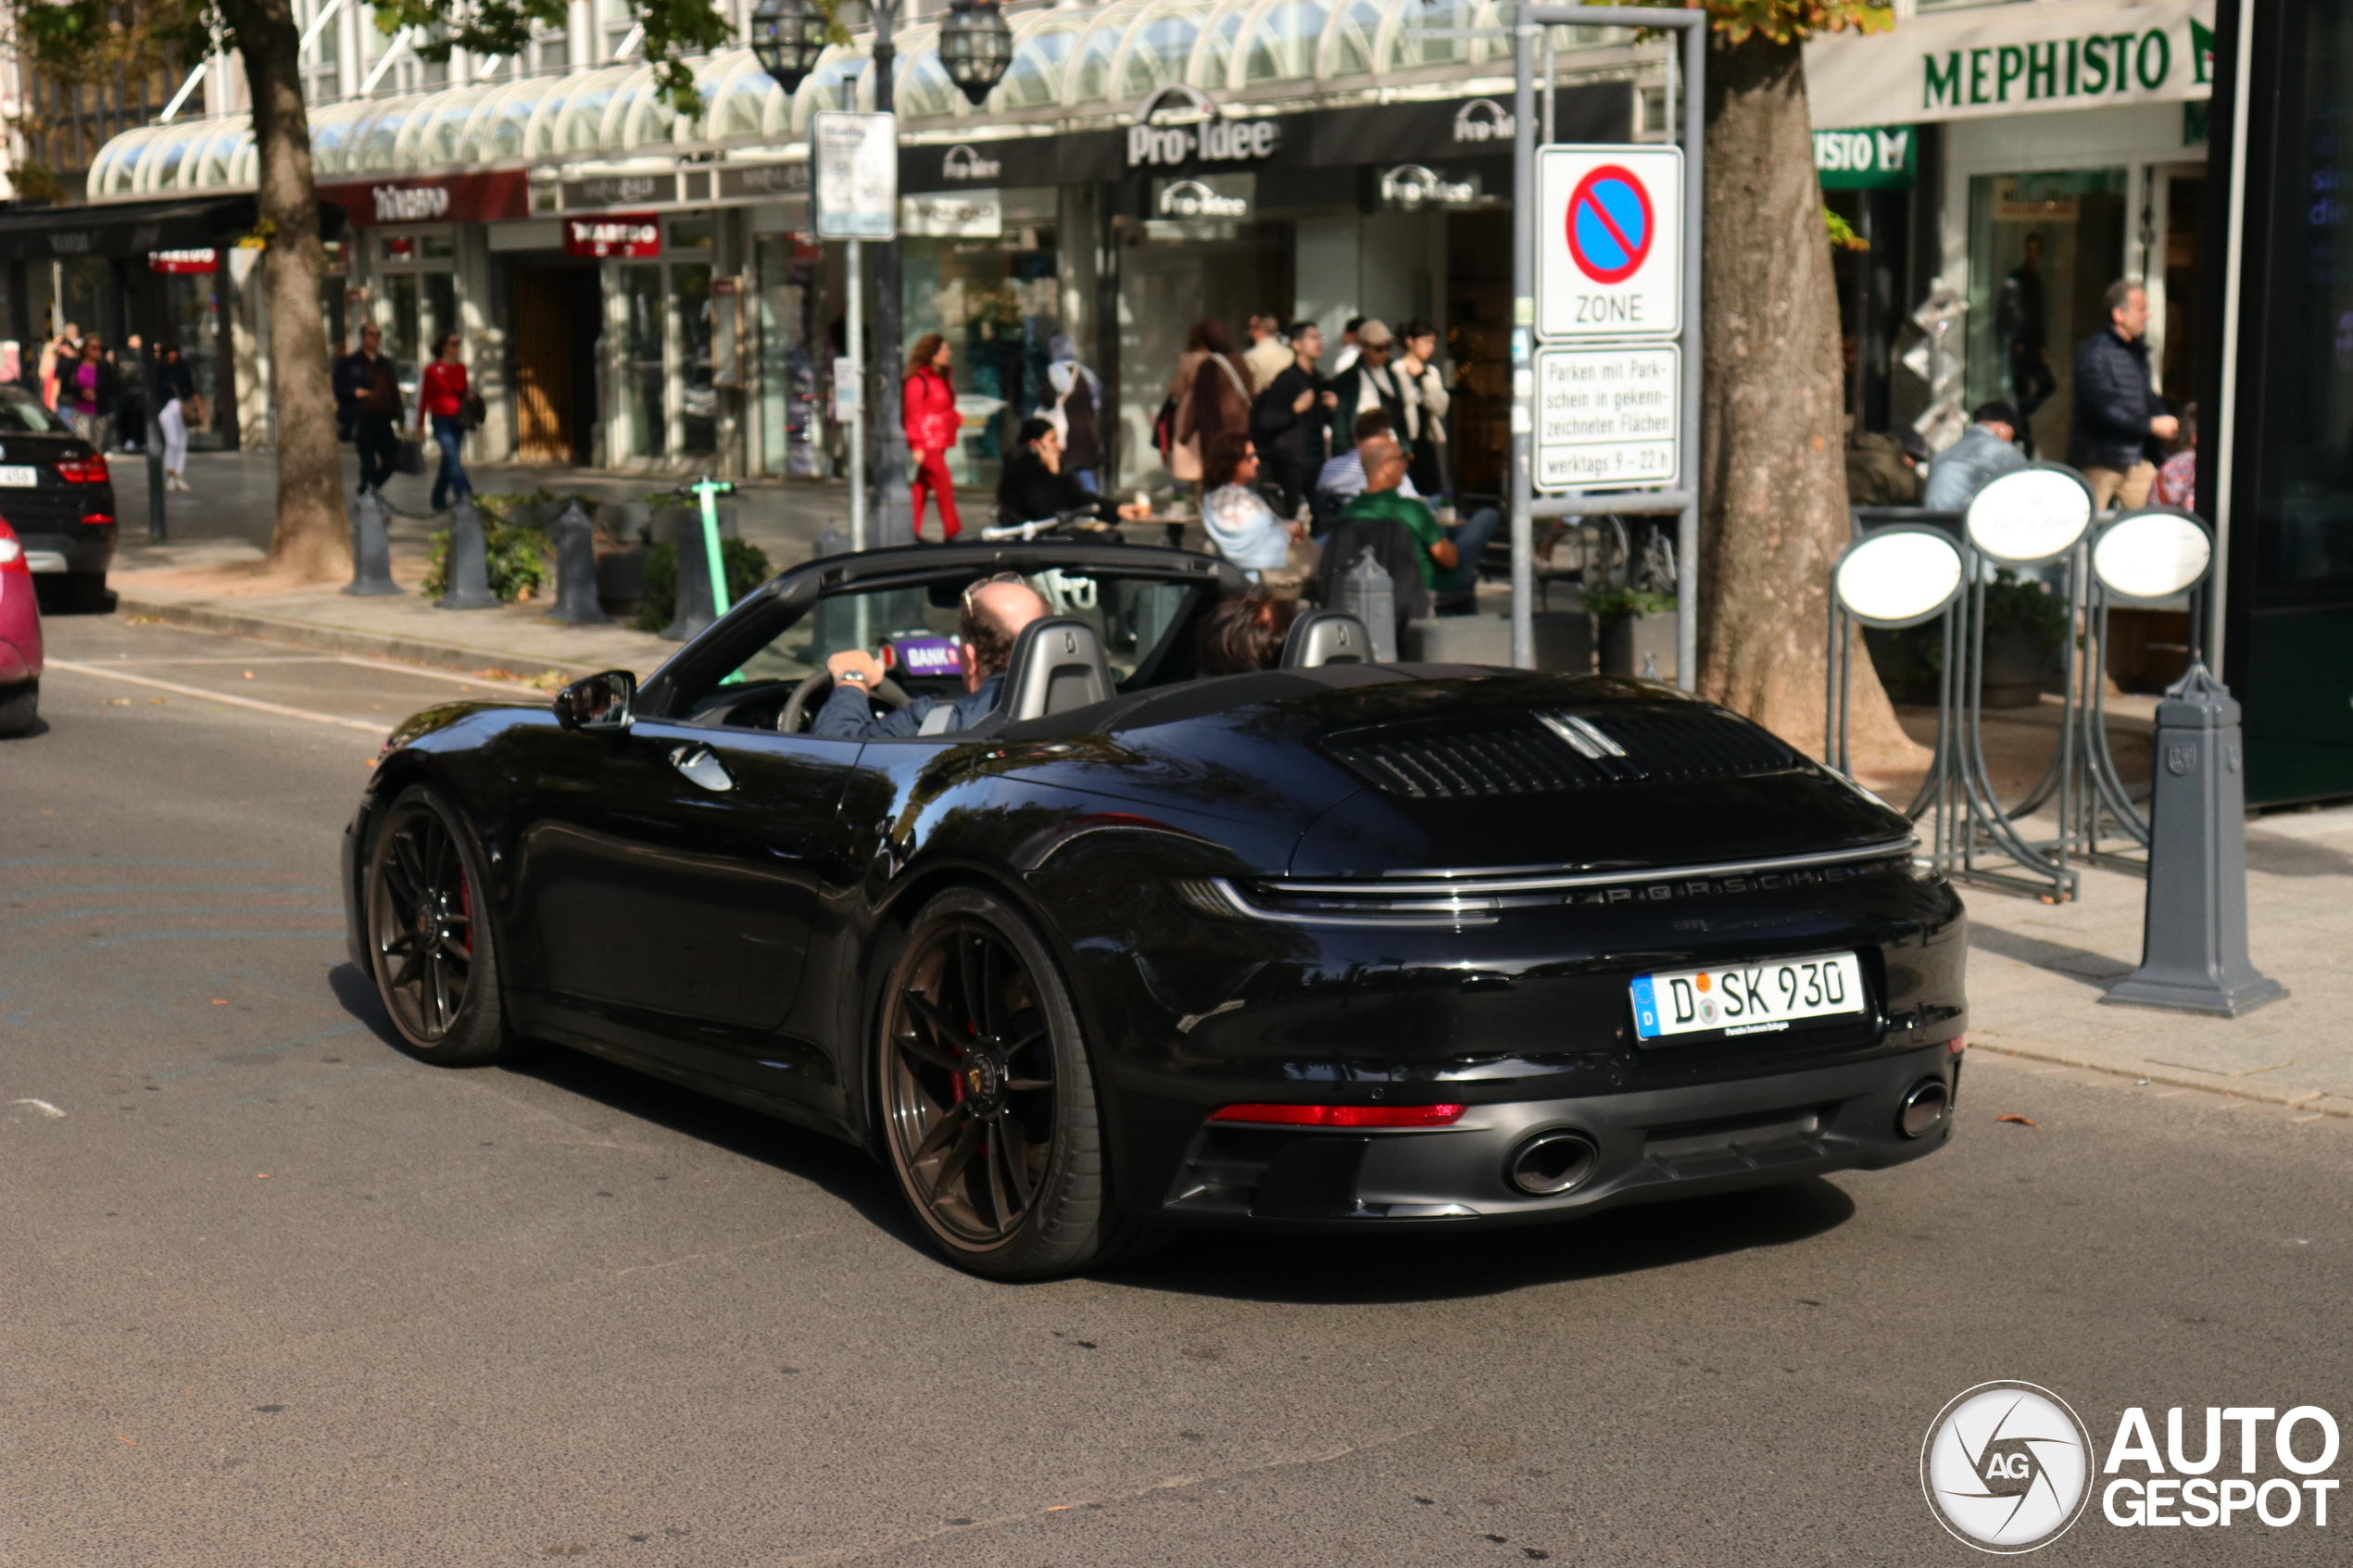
44, 659, 388, 734
9, 1098, 65, 1117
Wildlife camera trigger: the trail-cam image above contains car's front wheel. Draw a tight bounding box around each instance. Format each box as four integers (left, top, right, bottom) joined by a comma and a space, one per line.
365, 784, 510, 1064
877, 887, 1151, 1279
0, 679, 36, 737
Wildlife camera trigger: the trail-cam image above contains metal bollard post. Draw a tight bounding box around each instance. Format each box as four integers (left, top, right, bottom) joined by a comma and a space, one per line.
435, 495, 497, 610
2103, 662, 2288, 1017
812, 523, 849, 560
547, 501, 610, 624
1340, 548, 1397, 662
662, 513, 718, 642
342, 489, 402, 596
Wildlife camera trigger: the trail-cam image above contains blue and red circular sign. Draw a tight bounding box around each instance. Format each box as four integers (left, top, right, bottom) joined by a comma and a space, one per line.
1567, 165, 1655, 285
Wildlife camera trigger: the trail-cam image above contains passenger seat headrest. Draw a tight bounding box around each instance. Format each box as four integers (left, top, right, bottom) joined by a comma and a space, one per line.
1280, 608, 1372, 669
999, 615, 1116, 721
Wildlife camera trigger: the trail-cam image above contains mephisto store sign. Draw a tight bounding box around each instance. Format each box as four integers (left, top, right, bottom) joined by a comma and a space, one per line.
1806, 0, 2213, 129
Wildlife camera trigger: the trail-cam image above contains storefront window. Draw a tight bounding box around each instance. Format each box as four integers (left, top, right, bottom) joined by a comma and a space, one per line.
158, 272, 222, 446
757, 233, 824, 477
901, 226, 1063, 490
623, 264, 665, 459
1965, 169, 2126, 459
1114, 217, 1295, 489
674, 262, 716, 455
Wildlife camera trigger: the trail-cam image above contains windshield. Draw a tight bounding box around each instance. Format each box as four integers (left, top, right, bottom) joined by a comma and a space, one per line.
0, 385, 73, 433
735, 568, 1212, 695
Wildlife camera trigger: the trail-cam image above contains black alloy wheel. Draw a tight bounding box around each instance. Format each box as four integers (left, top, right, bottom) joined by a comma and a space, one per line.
879, 888, 1149, 1278
366, 785, 510, 1064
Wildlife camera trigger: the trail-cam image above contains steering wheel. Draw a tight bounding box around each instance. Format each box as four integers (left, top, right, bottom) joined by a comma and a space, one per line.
779, 668, 911, 733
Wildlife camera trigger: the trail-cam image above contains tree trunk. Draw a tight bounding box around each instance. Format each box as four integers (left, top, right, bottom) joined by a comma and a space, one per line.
1696, 30, 1921, 773
222, 0, 347, 582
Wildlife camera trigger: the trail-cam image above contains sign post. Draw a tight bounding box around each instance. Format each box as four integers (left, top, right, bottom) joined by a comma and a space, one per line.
813, 109, 898, 553
1511, 8, 1705, 683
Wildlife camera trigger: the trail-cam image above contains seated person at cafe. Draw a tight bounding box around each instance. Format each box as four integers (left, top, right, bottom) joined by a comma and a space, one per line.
1335, 435, 1499, 596
1313, 408, 1422, 513
1200, 431, 1306, 582
997, 417, 1133, 525
1196, 589, 1302, 676
816, 573, 1048, 739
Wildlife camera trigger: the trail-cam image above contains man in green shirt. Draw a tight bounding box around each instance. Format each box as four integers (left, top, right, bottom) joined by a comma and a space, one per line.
1334, 434, 1499, 593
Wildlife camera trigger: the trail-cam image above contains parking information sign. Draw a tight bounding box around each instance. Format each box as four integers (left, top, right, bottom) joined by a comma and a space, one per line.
812, 111, 898, 240
1534, 345, 1680, 490
1536, 146, 1682, 343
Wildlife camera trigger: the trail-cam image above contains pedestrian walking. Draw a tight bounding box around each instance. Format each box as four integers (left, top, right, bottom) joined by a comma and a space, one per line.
417, 332, 473, 510
1326, 320, 1406, 460
66, 336, 118, 448
902, 332, 963, 542
1038, 335, 1104, 494
2067, 279, 2177, 511
1243, 314, 1292, 395
1251, 319, 1336, 516
1172, 320, 1252, 492
347, 324, 403, 496
1395, 320, 1451, 498
154, 343, 199, 492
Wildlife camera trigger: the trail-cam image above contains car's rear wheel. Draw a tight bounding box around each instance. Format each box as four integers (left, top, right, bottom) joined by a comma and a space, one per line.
365, 785, 510, 1065
877, 887, 1151, 1279
0, 679, 35, 737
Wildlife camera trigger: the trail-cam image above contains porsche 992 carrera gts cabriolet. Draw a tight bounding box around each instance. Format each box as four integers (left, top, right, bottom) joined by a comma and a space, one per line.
344, 540, 1967, 1278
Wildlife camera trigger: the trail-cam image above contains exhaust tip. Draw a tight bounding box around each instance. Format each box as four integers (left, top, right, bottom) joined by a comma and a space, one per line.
1899, 1079, 1951, 1139
1506, 1130, 1600, 1196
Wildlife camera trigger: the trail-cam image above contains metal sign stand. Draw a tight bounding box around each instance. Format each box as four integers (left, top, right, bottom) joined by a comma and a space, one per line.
1510, 6, 1705, 683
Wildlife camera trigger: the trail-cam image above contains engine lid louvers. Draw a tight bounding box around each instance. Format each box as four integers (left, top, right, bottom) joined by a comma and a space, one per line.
1324, 708, 1800, 799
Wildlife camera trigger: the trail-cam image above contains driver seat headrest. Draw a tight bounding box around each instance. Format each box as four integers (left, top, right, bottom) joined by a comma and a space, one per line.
999, 615, 1115, 721
1280, 608, 1372, 669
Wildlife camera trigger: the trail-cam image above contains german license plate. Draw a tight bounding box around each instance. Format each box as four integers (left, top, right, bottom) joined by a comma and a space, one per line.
0, 466, 38, 487
1630, 951, 1865, 1041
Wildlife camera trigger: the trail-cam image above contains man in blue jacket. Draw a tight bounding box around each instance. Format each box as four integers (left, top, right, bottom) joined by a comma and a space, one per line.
1923, 401, 2026, 511
2066, 280, 2179, 511
815, 573, 1048, 739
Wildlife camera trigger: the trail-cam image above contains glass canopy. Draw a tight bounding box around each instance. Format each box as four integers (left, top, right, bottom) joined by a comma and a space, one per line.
87, 0, 1587, 199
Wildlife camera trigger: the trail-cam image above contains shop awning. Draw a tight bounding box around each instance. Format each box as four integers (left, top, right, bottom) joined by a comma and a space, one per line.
0, 194, 259, 259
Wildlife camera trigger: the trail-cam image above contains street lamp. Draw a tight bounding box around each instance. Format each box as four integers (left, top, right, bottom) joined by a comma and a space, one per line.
937, 0, 1014, 107
749, 0, 829, 94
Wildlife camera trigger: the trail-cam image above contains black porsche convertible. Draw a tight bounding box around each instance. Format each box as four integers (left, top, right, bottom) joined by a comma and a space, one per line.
344, 539, 1967, 1278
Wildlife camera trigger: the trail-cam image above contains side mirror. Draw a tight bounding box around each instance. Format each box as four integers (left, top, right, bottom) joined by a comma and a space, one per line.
554, 669, 636, 732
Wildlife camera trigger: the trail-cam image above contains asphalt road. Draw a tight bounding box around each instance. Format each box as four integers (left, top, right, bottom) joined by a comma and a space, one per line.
6, 615, 2348, 1567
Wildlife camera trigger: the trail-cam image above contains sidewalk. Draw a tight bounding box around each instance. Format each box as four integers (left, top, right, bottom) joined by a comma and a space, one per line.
100, 448, 855, 682
1957, 804, 2353, 1117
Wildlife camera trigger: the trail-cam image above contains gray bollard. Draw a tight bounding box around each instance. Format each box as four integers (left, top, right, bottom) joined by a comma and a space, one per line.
435, 496, 497, 610
1340, 547, 1397, 662
662, 514, 719, 642
547, 501, 610, 624
812, 523, 849, 560
2103, 662, 2288, 1017
343, 489, 402, 596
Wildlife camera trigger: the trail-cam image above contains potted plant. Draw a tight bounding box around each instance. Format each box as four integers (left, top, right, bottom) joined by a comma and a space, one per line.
1582, 585, 1678, 680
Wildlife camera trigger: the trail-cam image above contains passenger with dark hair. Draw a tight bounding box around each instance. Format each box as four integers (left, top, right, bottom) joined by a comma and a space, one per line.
1197, 590, 1302, 676
998, 415, 1126, 525
1200, 431, 1302, 580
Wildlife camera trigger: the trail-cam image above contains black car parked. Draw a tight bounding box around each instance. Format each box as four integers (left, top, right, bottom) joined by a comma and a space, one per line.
344, 541, 1969, 1279
0, 385, 118, 611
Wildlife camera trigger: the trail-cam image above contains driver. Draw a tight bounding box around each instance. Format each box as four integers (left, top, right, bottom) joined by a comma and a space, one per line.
813, 573, 1050, 739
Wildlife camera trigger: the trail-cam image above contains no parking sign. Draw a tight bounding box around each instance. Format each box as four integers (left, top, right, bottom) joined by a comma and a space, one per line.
1537, 146, 1683, 342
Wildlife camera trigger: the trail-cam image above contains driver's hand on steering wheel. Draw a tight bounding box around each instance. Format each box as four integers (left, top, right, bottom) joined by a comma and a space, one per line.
825, 648, 887, 692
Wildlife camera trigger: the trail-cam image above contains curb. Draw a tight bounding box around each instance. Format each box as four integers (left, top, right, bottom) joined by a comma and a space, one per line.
1975, 1041, 2353, 1118
113, 595, 622, 684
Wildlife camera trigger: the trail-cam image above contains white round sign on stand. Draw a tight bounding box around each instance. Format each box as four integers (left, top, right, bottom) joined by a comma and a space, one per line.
2091, 508, 2214, 600
1832, 528, 1967, 628
1964, 464, 2095, 565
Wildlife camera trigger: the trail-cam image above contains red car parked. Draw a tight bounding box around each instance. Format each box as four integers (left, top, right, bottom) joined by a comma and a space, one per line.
0, 514, 43, 735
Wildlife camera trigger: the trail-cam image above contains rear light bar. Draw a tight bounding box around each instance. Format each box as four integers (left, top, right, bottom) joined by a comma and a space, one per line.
80, 512, 113, 526
0, 518, 24, 575
53, 456, 107, 483
1208, 1103, 1467, 1128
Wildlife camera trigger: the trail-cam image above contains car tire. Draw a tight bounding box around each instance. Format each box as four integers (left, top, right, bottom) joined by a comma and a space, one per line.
876, 886, 1156, 1280
363, 784, 511, 1066
0, 679, 35, 737
37, 573, 109, 614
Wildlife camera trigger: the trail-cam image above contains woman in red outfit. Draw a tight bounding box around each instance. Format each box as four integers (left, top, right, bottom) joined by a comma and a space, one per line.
416, 332, 472, 511
902, 334, 963, 542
